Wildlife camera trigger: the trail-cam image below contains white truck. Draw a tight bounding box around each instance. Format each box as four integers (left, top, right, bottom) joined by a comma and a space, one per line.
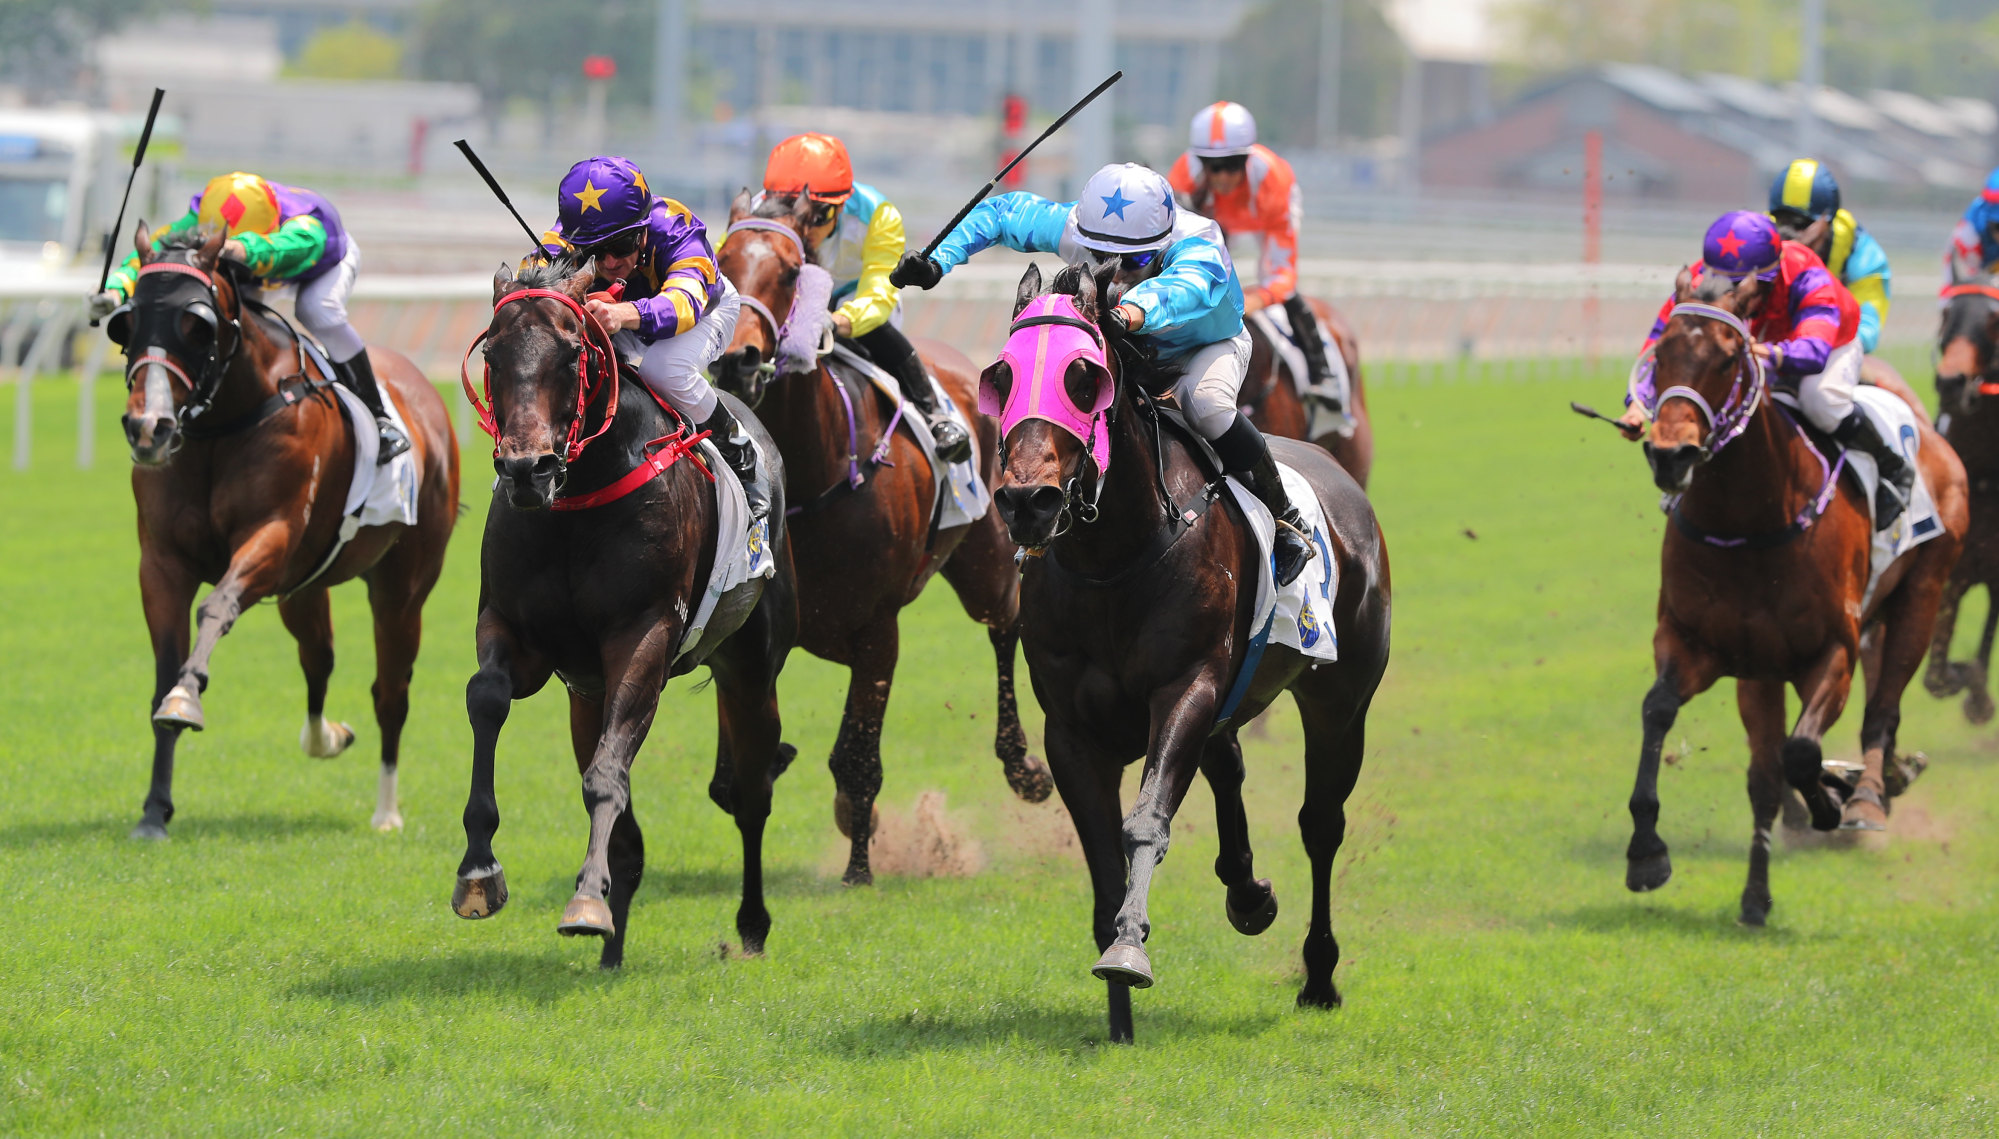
0, 107, 178, 282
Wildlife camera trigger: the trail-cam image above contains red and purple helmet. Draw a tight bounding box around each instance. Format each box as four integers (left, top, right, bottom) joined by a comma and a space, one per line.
557, 156, 654, 248
1702, 210, 1782, 280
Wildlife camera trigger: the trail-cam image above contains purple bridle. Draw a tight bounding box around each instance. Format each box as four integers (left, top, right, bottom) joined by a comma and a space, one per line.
1630, 301, 1766, 459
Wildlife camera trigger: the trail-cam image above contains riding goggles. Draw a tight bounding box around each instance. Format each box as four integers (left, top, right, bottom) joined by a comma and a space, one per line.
1120, 250, 1159, 272
584, 229, 644, 259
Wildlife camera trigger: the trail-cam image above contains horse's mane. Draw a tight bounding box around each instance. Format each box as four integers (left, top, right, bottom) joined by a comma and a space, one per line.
515, 255, 588, 291
1689, 272, 1737, 304
752, 193, 805, 221
152, 227, 215, 253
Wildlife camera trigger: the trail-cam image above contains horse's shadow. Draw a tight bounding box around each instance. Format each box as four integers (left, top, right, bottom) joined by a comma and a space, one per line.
520, 865, 829, 907
1545, 901, 1811, 942
292, 949, 624, 1008
0, 811, 351, 851
818, 1001, 1286, 1056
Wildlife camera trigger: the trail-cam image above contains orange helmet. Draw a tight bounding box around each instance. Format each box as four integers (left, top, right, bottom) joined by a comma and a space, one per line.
763, 133, 854, 204
196, 172, 282, 237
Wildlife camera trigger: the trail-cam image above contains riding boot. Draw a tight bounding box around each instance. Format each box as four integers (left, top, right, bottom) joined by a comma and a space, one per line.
1213, 413, 1315, 586
697, 404, 771, 522
864, 324, 971, 464
335, 351, 410, 463
1833, 409, 1915, 530
1281, 292, 1341, 412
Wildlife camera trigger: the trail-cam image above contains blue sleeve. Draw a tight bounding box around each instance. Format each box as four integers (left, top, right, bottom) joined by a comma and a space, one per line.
1124, 236, 1235, 334
1844, 230, 1890, 354
930, 192, 1070, 272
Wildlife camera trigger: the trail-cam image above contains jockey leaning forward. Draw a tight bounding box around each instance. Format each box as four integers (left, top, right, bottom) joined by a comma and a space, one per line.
891, 162, 1317, 585
1167, 100, 1342, 409
1616, 210, 1913, 527
1946, 167, 1999, 284
537, 155, 770, 518
752, 132, 972, 464
1768, 158, 1891, 354
91, 171, 409, 461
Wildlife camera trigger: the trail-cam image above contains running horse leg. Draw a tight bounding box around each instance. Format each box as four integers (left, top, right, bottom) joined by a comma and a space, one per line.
564, 690, 644, 970
1921, 573, 1972, 703
705, 584, 792, 957
1850, 559, 1953, 824
453, 612, 549, 920
1199, 730, 1278, 936
359, 537, 446, 832
1627, 636, 1721, 892
828, 613, 896, 886
1785, 639, 1857, 832
277, 587, 358, 762
1736, 679, 1787, 925
1294, 682, 1368, 1009
152, 523, 298, 732
132, 553, 197, 839
1968, 594, 1999, 725
1044, 718, 1136, 1043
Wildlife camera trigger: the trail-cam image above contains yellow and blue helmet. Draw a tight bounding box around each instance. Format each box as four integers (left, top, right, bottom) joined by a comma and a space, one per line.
1769, 158, 1840, 225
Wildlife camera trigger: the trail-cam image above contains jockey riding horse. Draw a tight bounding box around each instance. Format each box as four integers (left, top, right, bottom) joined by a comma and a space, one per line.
1768, 158, 1892, 358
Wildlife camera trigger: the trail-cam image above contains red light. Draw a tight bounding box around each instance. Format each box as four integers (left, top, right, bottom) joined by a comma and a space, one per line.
1002, 94, 1027, 135
583, 55, 617, 81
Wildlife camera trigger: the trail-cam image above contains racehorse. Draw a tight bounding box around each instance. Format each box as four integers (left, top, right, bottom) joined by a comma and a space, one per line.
1627, 271, 1965, 925
1239, 296, 1374, 486
986, 257, 1392, 1043
710, 191, 1052, 887
1924, 280, 1999, 722
450, 257, 797, 969
115, 225, 459, 839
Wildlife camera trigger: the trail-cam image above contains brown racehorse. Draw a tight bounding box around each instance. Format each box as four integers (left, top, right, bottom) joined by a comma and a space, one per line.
1924, 282, 1999, 722
710, 191, 1051, 887
115, 226, 458, 840
1627, 272, 1965, 925
988, 258, 1391, 1043
451, 257, 797, 969
1240, 296, 1374, 486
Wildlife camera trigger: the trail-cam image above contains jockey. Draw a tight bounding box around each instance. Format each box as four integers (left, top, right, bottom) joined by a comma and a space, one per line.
891, 162, 1316, 585
1946, 168, 1999, 284
1768, 158, 1891, 354
754, 132, 971, 464
1166, 101, 1340, 407
90, 171, 408, 461
1618, 210, 1911, 527
536, 155, 768, 519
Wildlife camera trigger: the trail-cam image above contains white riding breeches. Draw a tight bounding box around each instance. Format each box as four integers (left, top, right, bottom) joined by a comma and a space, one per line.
289, 239, 365, 363
1796, 339, 1862, 433
621, 276, 741, 426
1167, 328, 1254, 439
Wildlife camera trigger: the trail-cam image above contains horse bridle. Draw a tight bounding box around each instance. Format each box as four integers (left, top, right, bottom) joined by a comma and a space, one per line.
118, 260, 248, 437
722, 219, 808, 389
461, 287, 621, 465
1633, 301, 1766, 460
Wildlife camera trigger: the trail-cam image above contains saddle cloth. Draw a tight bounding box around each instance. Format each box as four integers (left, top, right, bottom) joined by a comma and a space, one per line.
825, 343, 992, 531
1845, 385, 1945, 609
290, 339, 420, 592
1249, 304, 1355, 440
676, 433, 777, 661
1223, 460, 1341, 666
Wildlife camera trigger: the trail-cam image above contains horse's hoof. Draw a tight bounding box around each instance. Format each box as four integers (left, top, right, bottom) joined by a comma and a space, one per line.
1003, 752, 1054, 803
1091, 943, 1155, 989
832, 791, 879, 840
1966, 689, 1994, 725
1225, 879, 1279, 936
1839, 803, 1889, 832
1738, 904, 1769, 928
452, 868, 508, 919
300, 718, 356, 759
1296, 982, 1342, 1010
557, 895, 615, 938
129, 819, 169, 841
1884, 752, 1929, 798
152, 684, 204, 731
841, 865, 874, 888
1782, 740, 1843, 831
372, 809, 404, 833
1625, 852, 1672, 892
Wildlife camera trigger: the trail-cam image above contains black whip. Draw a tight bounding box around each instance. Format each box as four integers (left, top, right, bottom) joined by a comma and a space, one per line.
454, 139, 547, 256
93, 87, 166, 326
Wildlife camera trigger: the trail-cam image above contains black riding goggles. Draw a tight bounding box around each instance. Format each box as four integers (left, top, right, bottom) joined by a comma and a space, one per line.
1120, 250, 1160, 272
1200, 155, 1249, 175
583, 229, 644, 259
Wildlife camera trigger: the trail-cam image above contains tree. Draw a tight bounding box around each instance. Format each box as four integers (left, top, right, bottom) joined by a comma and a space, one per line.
0, 0, 159, 97
285, 19, 404, 82
408, 0, 656, 112
1219, 0, 1408, 146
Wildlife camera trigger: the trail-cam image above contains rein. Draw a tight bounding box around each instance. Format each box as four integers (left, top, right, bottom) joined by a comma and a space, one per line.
460, 287, 621, 463
1665, 400, 1848, 549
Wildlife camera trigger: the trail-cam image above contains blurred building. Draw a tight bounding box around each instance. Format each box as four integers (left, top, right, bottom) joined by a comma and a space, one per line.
1420, 64, 1996, 206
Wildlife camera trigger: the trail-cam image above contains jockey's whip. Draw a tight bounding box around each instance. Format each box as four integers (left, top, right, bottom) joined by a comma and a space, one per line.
453, 139, 547, 256
918, 70, 1124, 262
93, 86, 166, 327
1569, 401, 1628, 429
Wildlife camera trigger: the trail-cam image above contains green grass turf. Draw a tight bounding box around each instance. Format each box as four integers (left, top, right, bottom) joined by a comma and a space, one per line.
2, 354, 1996, 1136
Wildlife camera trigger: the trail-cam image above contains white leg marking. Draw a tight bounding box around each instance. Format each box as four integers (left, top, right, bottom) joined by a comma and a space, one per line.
300, 713, 356, 759
372, 765, 403, 832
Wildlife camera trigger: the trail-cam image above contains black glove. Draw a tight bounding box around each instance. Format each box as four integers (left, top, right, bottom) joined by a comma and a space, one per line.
890, 251, 944, 290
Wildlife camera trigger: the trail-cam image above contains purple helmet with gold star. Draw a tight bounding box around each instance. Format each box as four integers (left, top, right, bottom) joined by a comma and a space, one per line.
1702, 210, 1782, 280
557, 156, 653, 248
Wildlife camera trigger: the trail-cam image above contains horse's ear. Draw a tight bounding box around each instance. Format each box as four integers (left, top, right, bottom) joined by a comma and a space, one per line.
1012, 262, 1042, 319
1727, 272, 1764, 314
194, 225, 227, 271
561, 258, 596, 301
1074, 260, 1100, 325
133, 219, 152, 265
492, 262, 517, 305
1673, 265, 1694, 301
728, 187, 753, 223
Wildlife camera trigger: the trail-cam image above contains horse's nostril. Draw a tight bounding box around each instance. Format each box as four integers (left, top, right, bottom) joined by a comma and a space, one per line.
1026, 485, 1064, 517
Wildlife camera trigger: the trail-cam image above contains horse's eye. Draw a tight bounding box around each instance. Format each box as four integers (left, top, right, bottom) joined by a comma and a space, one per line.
1064, 360, 1097, 411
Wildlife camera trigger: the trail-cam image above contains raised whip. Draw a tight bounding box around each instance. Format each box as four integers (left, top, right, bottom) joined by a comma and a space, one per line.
93, 87, 166, 327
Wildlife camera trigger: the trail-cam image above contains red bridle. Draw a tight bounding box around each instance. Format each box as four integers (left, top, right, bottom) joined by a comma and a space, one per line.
461, 287, 621, 463
1937, 283, 1999, 394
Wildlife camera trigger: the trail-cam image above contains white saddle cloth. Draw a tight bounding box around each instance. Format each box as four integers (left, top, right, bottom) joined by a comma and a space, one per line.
827, 344, 992, 530
1844, 385, 1945, 609
291, 345, 420, 593
1249, 304, 1354, 440
677, 434, 777, 661
1223, 460, 1340, 665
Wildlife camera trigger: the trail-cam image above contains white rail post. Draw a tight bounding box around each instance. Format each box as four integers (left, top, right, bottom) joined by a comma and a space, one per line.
77, 318, 109, 470
14, 301, 71, 470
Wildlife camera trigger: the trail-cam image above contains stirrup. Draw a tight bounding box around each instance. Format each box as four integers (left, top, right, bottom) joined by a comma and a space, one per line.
375, 418, 411, 464
1272, 517, 1316, 587
929, 415, 972, 464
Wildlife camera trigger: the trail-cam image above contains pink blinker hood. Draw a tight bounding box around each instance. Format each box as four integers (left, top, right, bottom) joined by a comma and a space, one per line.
982, 294, 1114, 475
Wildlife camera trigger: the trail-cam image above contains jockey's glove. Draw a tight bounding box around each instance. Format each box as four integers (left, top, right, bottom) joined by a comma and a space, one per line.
890, 251, 944, 291
87, 290, 120, 320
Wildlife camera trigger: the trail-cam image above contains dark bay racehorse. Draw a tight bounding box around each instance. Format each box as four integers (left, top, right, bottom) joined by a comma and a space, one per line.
451, 258, 796, 969
988, 258, 1391, 1043
1924, 281, 1999, 722
1629, 272, 1965, 924
116, 226, 459, 838
1240, 296, 1374, 486
711, 191, 1051, 887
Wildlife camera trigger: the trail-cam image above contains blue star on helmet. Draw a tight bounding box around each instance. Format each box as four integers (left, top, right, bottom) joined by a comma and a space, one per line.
1099, 186, 1134, 220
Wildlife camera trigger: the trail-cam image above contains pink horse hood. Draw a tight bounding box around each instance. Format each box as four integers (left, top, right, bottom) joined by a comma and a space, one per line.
982, 294, 1114, 475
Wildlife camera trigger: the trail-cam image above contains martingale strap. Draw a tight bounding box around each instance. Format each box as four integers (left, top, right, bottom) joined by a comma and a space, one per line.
551, 380, 715, 511
460, 287, 621, 462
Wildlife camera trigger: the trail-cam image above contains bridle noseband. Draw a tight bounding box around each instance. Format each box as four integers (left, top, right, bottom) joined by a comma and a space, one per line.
461, 287, 621, 464
1633, 301, 1766, 461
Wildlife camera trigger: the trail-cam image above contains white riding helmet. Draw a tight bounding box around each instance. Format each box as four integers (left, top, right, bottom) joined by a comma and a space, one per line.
1070, 164, 1177, 254
1188, 101, 1257, 159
